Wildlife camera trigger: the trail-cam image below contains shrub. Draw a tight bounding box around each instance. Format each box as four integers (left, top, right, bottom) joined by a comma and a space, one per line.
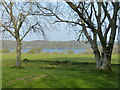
27, 49, 35, 54
40, 52, 50, 54
27, 48, 42, 54
80, 49, 93, 54
2, 48, 10, 53
11, 49, 16, 54
65, 50, 74, 54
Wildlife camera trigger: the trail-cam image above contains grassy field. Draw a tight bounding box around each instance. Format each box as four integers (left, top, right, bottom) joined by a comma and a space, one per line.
2, 54, 119, 88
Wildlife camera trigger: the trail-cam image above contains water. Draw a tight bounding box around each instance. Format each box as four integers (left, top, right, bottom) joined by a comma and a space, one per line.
10, 48, 86, 54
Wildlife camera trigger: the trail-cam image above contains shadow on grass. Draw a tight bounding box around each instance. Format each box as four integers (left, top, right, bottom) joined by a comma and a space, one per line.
22, 57, 96, 71
11, 66, 24, 69
2, 55, 119, 88
21, 57, 119, 72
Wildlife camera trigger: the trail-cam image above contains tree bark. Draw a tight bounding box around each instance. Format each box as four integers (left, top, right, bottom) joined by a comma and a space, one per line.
93, 50, 102, 70
100, 47, 112, 71
16, 40, 22, 67
92, 46, 112, 71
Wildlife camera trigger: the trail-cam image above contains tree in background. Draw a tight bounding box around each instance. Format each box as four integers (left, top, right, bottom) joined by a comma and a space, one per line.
0, 1, 47, 67
11, 49, 16, 54
34, 1, 119, 71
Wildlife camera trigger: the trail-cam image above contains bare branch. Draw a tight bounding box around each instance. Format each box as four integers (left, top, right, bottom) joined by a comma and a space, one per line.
32, 4, 82, 26
101, 2, 112, 22
20, 22, 38, 41
0, 22, 16, 38
65, 1, 97, 31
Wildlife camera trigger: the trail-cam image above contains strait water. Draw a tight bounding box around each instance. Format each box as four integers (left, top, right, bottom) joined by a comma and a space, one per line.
10, 48, 86, 54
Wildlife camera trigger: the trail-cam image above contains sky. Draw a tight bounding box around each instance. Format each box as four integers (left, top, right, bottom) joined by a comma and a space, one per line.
0, 1, 78, 41
2, 23, 118, 42
23, 26, 77, 41
0, 1, 119, 42
1, 22, 78, 41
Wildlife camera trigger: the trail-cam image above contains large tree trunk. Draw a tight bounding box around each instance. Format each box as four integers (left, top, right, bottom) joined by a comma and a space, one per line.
16, 40, 22, 67
93, 47, 112, 71
93, 50, 102, 70
100, 47, 112, 71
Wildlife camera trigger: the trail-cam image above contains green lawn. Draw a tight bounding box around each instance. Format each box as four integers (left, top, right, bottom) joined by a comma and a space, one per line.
2, 54, 119, 88
2, 54, 119, 64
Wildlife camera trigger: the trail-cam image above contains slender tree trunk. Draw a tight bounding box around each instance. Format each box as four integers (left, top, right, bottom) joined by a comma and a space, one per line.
16, 40, 22, 67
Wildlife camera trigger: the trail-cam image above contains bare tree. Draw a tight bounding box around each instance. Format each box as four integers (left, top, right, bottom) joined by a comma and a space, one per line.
0, 1, 46, 67
34, 1, 119, 71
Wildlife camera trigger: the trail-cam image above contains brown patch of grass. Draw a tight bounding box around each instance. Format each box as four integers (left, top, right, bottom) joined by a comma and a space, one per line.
30, 75, 47, 80
10, 74, 38, 82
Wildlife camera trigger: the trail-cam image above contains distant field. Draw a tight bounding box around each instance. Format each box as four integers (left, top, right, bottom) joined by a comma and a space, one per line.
2, 54, 119, 88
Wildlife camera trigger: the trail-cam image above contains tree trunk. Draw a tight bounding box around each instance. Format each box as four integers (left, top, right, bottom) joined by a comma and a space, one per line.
93, 50, 102, 70
93, 48, 112, 71
100, 60, 112, 71
16, 40, 22, 67
100, 48, 112, 71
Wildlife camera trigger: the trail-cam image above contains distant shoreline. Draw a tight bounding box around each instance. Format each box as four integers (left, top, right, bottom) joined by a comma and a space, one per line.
1, 40, 118, 50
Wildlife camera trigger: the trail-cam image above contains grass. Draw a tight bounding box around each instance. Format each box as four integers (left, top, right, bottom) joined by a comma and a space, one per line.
2, 54, 119, 64
2, 54, 119, 88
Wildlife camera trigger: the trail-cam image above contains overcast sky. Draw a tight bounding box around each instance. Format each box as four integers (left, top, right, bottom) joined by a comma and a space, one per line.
23, 30, 76, 41
0, 1, 119, 42
2, 23, 78, 41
